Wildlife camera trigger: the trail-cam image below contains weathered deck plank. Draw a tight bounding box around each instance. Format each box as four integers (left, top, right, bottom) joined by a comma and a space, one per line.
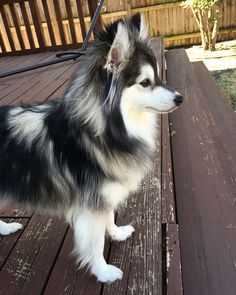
151, 37, 182, 294
1, 60, 77, 106
0, 207, 32, 218
0, 53, 53, 104
166, 224, 183, 295
161, 115, 176, 224
166, 49, 236, 295
43, 228, 112, 295
42, 229, 78, 295
0, 218, 29, 269
0, 214, 68, 295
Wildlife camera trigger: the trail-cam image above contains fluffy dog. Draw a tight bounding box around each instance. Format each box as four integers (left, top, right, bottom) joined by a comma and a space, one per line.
0, 14, 183, 282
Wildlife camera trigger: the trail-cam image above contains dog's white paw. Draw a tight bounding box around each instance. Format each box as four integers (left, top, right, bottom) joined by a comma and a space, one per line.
93, 264, 123, 283
0, 221, 23, 236
111, 225, 135, 242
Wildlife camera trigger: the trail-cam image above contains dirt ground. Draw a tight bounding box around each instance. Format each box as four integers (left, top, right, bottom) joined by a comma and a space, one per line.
186, 40, 236, 110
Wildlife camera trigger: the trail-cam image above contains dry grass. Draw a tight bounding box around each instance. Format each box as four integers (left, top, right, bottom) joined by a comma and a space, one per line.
212, 69, 236, 110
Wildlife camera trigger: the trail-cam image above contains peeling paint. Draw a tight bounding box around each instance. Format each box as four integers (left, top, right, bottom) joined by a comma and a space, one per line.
167, 251, 171, 271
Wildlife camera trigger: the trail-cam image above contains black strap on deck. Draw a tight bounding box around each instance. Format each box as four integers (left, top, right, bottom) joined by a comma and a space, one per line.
0, 0, 104, 79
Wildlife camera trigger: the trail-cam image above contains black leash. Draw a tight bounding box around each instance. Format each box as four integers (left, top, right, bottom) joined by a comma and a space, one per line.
0, 0, 104, 79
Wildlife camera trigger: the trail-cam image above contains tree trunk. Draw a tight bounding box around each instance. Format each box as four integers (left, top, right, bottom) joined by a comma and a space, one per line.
198, 10, 209, 50
206, 10, 212, 49
191, 4, 221, 51
210, 6, 221, 51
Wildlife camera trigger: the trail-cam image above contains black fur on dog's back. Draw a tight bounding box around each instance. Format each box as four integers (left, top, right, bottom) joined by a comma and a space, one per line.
0, 14, 156, 213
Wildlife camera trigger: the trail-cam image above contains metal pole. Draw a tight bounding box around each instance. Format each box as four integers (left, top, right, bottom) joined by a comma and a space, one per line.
80, 0, 104, 52
0, 0, 105, 79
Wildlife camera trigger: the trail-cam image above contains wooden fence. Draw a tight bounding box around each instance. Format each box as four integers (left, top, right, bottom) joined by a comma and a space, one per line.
0, 0, 236, 56
0, 0, 101, 56
101, 0, 236, 48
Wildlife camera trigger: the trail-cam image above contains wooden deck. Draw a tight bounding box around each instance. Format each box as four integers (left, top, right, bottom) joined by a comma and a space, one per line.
2, 36, 236, 295
167, 49, 236, 295
0, 39, 182, 294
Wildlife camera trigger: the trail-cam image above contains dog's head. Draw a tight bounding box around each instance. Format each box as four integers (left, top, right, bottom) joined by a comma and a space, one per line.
100, 13, 183, 114
65, 14, 183, 137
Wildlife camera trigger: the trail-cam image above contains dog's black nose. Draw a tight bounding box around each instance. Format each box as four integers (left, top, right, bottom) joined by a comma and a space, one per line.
174, 94, 183, 106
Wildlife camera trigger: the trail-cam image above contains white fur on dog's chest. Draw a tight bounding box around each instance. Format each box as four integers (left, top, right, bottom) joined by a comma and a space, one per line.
101, 168, 145, 209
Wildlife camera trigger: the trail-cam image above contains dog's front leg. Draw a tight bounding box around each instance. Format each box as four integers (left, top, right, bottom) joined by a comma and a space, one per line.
73, 210, 123, 283
106, 211, 135, 241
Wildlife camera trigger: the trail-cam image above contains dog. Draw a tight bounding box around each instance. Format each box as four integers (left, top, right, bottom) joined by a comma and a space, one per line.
0, 14, 183, 283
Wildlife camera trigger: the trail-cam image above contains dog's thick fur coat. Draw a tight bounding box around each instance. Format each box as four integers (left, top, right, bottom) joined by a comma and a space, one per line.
0, 14, 182, 282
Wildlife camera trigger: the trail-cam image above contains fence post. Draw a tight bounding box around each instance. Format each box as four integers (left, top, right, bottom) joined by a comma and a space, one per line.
125, 0, 132, 16
0, 4, 16, 52
28, 0, 45, 49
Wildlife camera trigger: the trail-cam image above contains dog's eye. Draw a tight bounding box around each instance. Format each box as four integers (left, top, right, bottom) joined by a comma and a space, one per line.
139, 79, 151, 88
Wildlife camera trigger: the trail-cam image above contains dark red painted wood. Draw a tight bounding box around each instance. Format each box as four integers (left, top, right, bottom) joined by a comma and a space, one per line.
88, 0, 102, 34
166, 224, 183, 295
166, 49, 236, 295
0, 218, 29, 269
0, 42, 84, 57
1, 0, 27, 4
65, 0, 77, 44
53, 0, 66, 45
20, 1, 35, 49
28, 0, 45, 49
0, 5, 16, 51
0, 0, 99, 56
0, 31, 6, 53
9, 3, 25, 50
75, 0, 87, 40
42, 0, 56, 47
0, 214, 68, 295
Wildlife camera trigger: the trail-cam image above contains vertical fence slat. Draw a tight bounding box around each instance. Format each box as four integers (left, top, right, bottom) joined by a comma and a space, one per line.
0, 5, 16, 51
65, 0, 77, 44
28, 0, 45, 49
75, 0, 86, 40
53, 0, 66, 45
42, 0, 56, 47
9, 3, 25, 50
20, 1, 35, 49
0, 31, 7, 53
125, 0, 132, 15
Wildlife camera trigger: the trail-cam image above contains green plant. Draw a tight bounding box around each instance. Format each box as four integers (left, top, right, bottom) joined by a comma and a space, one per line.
182, 0, 221, 51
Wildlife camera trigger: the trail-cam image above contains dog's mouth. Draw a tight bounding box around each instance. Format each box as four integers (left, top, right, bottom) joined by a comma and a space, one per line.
145, 106, 179, 114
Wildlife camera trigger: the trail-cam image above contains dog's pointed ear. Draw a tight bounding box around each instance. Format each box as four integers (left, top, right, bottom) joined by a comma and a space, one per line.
139, 14, 149, 41
130, 13, 149, 41
105, 22, 130, 72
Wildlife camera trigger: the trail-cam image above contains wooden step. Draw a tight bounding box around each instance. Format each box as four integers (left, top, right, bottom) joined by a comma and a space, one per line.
166, 48, 236, 295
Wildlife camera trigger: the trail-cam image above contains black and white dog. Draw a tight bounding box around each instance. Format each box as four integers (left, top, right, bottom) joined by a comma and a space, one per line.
0, 14, 182, 282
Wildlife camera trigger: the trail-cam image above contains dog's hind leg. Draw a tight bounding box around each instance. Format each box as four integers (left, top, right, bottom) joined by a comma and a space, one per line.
0, 220, 23, 235
106, 211, 135, 241
73, 210, 123, 283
